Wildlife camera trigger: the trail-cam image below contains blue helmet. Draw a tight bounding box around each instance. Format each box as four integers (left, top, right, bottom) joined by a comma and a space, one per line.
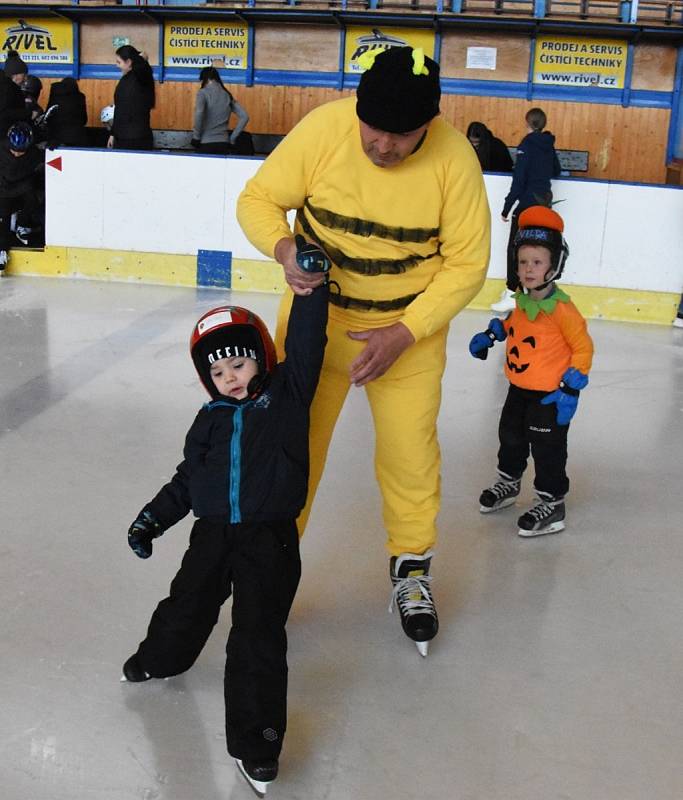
8, 122, 34, 152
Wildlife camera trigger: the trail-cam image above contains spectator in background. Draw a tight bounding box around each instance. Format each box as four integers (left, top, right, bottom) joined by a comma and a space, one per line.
0, 51, 31, 138
466, 121, 513, 173
108, 45, 155, 151
0, 122, 45, 274
493, 107, 561, 313
46, 78, 88, 148
191, 67, 249, 155
21, 75, 43, 118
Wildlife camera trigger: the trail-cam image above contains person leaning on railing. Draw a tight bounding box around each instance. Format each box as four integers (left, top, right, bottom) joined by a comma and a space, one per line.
191, 66, 250, 155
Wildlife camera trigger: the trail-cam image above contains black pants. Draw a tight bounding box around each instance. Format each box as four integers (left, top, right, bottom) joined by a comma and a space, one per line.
0, 191, 44, 250
114, 133, 154, 151
497, 384, 569, 498
136, 517, 301, 761
198, 141, 232, 155
505, 210, 521, 292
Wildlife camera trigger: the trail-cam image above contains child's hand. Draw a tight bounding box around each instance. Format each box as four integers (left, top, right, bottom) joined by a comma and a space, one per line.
541, 367, 589, 425
469, 318, 507, 360
127, 510, 163, 559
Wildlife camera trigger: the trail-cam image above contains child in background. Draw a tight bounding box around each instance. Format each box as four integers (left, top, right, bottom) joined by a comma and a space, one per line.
469, 206, 593, 537
493, 107, 562, 313
122, 242, 329, 796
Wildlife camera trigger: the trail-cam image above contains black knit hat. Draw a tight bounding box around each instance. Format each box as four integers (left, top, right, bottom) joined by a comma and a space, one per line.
356, 46, 440, 134
4, 50, 28, 77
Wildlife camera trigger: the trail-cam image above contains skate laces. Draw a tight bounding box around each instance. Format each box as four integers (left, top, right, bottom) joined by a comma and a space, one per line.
488, 478, 519, 499
389, 572, 435, 617
525, 498, 557, 522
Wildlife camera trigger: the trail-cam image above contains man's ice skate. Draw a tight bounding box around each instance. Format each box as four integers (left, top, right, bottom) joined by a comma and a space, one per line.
0, 249, 8, 274
479, 471, 521, 513
491, 288, 516, 313
235, 758, 278, 797
389, 550, 438, 657
15, 226, 31, 246
517, 491, 565, 537
120, 653, 151, 682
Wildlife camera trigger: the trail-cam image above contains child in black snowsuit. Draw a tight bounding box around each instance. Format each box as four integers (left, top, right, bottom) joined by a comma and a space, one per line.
122, 248, 329, 796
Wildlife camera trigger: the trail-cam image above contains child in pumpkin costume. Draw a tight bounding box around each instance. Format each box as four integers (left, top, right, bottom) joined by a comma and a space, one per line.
469, 206, 593, 536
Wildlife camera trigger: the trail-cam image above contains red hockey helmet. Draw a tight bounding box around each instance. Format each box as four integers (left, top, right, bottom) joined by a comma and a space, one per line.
190, 306, 277, 398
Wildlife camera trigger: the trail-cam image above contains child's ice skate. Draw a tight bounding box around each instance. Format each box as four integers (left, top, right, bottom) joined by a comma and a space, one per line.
120, 653, 151, 682
389, 550, 438, 657
235, 758, 278, 797
479, 471, 521, 513
517, 491, 565, 537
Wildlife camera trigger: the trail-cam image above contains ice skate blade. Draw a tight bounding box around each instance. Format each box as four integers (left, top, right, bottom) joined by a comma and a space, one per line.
416, 640, 429, 657
236, 759, 271, 797
518, 521, 565, 538
479, 497, 517, 514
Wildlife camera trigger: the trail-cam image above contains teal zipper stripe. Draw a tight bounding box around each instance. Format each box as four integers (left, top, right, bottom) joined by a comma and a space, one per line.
229, 406, 244, 524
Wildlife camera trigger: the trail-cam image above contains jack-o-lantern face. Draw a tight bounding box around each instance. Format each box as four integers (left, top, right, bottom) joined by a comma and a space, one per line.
506, 325, 536, 373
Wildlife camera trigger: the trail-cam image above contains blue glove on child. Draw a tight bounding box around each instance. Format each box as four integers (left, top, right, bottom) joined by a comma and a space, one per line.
469, 318, 507, 360
127, 510, 164, 559
540, 367, 589, 425
295, 235, 331, 274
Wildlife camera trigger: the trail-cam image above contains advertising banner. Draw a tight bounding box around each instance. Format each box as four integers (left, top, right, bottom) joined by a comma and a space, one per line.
164, 21, 248, 69
533, 35, 627, 89
344, 27, 435, 75
0, 18, 73, 65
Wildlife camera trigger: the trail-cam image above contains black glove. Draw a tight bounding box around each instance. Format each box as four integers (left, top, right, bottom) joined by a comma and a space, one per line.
127, 510, 164, 559
295, 234, 331, 274
190, 138, 201, 149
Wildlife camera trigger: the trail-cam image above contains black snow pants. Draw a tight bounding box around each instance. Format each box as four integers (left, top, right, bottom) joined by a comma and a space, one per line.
135, 517, 301, 761
497, 384, 570, 499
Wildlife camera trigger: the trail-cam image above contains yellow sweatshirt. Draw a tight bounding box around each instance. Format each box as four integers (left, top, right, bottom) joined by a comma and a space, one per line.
237, 97, 491, 342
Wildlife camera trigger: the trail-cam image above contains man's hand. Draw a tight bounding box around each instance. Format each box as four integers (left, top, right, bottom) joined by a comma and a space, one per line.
274, 237, 326, 296
107, 135, 114, 149
347, 323, 415, 387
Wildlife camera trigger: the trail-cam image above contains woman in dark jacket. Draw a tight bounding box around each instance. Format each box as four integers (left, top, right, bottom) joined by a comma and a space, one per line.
46, 77, 88, 148
466, 121, 513, 173
108, 45, 155, 151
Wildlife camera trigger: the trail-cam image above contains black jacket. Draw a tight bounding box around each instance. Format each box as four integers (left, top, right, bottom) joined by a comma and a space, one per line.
47, 79, 88, 147
112, 72, 153, 141
141, 285, 329, 529
502, 130, 562, 217
0, 140, 44, 198
0, 74, 30, 139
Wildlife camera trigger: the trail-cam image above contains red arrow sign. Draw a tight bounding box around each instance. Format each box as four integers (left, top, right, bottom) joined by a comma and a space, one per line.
47, 156, 62, 171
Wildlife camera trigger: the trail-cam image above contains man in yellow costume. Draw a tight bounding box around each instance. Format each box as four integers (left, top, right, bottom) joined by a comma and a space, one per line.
237, 46, 490, 656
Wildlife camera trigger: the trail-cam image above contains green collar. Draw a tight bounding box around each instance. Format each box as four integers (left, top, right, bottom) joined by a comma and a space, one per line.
515, 286, 570, 321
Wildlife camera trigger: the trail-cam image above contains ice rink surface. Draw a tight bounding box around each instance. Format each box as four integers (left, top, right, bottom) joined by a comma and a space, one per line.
1, 276, 682, 800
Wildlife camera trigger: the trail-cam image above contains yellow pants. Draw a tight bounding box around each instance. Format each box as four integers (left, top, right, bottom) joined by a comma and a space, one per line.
276, 293, 448, 557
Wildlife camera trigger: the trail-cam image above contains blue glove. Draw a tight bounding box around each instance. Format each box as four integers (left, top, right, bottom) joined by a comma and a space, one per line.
469, 318, 507, 360
127, 510, 164, 559
541, 367, 589, 425
295, 235, 331, 274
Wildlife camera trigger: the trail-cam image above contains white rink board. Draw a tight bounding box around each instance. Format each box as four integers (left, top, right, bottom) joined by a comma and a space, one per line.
45, 148, 683, 293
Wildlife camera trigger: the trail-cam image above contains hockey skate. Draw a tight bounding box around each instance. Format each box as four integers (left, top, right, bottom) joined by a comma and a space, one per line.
0, 249, 7, 274
120, 653, 151, 682
517, 491, 565, 537
491, 288, 516, 313
479, 471, 521, 513
235, 758, 278, 797
389, 550, 438, 657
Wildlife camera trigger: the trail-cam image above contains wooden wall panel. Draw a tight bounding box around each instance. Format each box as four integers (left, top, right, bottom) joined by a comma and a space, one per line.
439, 93, 669, 183
38, 79, 668, 184
253, 24, 340, 71
80, 20, 160, 65
441, 33, 530, 83
631, 44, 676, 91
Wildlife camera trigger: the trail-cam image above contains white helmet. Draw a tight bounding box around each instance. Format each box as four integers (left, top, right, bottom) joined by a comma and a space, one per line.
100, 104, 115, 125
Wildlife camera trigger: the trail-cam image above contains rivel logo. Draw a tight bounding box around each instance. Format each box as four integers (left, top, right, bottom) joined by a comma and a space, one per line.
350, 28, 407, 62
2, 19, 57, 52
